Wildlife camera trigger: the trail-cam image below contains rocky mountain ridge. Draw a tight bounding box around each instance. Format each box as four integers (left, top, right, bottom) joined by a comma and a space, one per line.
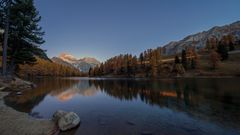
162, 21, 240, 55
52, 53, 100, 72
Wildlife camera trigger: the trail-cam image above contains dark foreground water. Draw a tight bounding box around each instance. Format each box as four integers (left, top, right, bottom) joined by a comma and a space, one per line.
4, 77, 240, 135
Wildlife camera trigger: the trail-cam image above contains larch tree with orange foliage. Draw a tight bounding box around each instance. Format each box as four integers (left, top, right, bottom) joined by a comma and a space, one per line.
209, 50, 221, 70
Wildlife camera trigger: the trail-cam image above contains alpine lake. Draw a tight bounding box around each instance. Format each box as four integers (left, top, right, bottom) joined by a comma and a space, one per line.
4, 77, 240, 135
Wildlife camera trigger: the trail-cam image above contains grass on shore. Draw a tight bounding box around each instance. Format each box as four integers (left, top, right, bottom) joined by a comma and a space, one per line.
196, 52, 240, 76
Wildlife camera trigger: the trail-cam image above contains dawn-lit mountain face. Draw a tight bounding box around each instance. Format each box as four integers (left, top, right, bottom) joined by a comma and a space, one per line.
52, 53, 100, 72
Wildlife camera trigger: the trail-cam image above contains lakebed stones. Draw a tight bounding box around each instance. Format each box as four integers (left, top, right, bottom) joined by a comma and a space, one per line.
52, 110, 80, 131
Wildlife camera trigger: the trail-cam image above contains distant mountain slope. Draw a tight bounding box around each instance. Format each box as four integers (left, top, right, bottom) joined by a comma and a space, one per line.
51, 57, 75, 68
79, 57, 100, 65
58, 53, 78, 64
162, 21, 240, 55
51, 53, 100, 72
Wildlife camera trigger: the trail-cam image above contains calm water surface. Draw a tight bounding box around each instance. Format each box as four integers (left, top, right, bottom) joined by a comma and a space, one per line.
4, 77, 240, 135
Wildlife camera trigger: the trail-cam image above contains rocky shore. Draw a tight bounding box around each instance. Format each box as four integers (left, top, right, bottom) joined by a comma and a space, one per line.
0, 76, 80, 135
0, 77, 57, 135
0, 91, 57, 135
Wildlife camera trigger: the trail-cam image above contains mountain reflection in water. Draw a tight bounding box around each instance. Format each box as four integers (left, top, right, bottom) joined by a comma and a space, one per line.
4, 77, 240, 135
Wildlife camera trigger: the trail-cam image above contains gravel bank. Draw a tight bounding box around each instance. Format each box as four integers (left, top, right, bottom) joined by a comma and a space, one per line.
0, 91, 57, 135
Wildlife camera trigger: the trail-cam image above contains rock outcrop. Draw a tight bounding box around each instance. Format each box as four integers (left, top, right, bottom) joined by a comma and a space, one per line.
162, 21, 240, 55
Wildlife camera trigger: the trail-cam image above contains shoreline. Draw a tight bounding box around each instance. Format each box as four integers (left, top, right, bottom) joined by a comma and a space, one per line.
0, 75, 238, 135
0, 77, 58, 135
87, 75, 240, 79
26, 73, 240, 80
0, 91, 57, 135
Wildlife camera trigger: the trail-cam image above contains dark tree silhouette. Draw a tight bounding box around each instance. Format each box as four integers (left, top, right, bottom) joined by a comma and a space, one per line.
181, 50, 187, 69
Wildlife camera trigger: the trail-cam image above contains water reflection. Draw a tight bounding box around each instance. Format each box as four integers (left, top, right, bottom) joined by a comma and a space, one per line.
4, 78, 78, 112
91, 79, 240, 129
55, 82, 97, 101
4, 77, 240, 134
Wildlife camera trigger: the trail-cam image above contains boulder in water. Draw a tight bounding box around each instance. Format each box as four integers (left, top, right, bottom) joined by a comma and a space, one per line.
58, 112, 80, 131
52, 110, 67, 122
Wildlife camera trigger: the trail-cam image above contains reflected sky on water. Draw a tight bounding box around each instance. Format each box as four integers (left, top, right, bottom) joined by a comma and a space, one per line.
4, 77, 240, 135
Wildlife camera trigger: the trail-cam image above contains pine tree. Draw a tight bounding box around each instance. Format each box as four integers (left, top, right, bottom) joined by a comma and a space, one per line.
229, 42, 235, 51
99, 63, 104, 76
206, 39, 211, 51
175, 55, 180, 64
181, 50, 187, 69
217, 42, 228, 61
150, 50, 158, 77
139, 53, 144, 65
192, 50, 200, 69
123, 54, 129, 75
0, 0, 11, 75
209, 50, 220, 70
1, 0, 47, 73
206, 37, 218, 51
132, 56, 138, 76
139, 52, 144, 72
191, 59, 196, 69
89, 67, 92, 76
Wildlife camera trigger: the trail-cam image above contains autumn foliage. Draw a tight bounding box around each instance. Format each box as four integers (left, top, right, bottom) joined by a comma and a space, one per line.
18, 58, 83, 77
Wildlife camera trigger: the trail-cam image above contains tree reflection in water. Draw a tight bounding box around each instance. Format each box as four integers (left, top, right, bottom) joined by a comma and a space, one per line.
90, 78, 240, 128
4, 77, 240, 129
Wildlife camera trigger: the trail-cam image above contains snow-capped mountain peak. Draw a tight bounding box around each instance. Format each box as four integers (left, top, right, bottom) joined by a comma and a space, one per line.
52, 53, 100, 72
59, 53, 78, 64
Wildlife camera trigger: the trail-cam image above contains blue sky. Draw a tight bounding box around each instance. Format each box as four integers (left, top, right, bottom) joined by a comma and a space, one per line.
35, 0, 240, 62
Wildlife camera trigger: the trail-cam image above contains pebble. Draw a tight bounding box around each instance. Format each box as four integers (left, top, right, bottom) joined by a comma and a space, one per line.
16, 92, 22, 95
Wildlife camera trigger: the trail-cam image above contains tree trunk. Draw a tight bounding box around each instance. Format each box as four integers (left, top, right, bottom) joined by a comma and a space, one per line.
2, 0, 10, 76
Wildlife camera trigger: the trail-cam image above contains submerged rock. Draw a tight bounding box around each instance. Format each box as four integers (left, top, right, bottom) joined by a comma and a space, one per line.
57, 112, 80, 131
126, 120, 135, 126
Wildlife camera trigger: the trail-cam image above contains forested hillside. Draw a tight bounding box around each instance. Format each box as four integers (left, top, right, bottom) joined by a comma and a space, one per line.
18, 58, 84, 77
90, 34, 240, 78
